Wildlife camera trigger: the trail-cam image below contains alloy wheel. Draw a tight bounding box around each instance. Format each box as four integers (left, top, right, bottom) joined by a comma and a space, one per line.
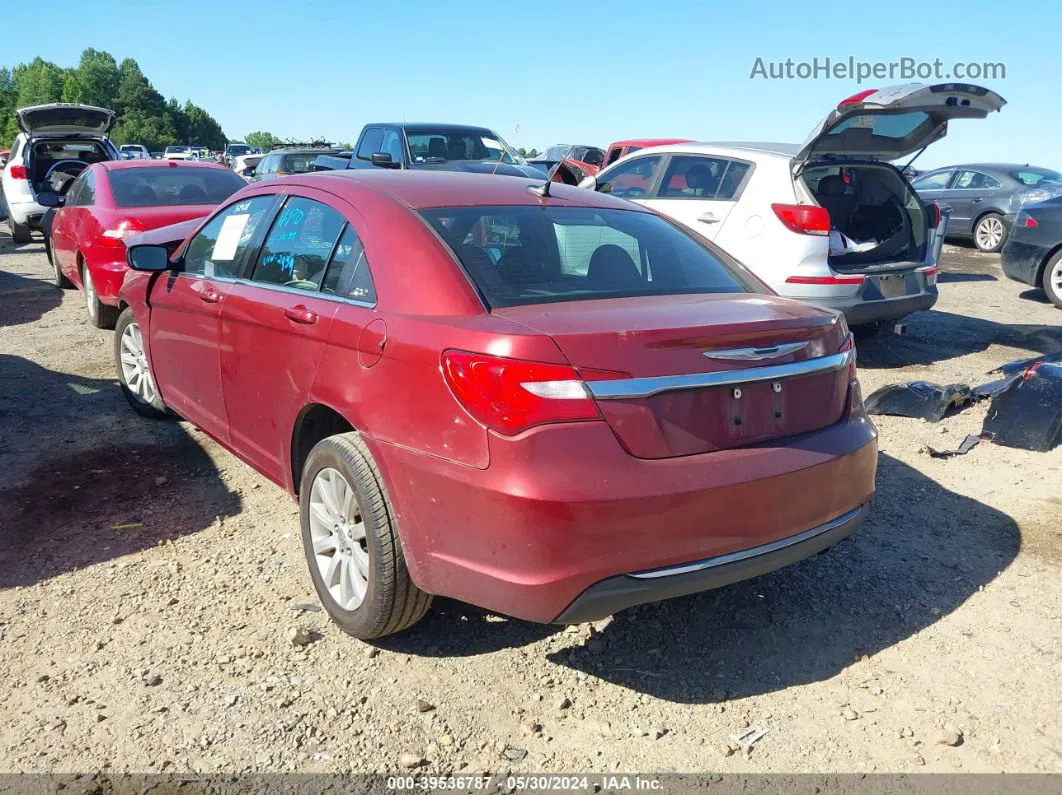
308, 467, 369, 611
119, 321, 158, 405
975, 217, 1004, 251
1051, 259, 1062, 298
84, 268, 97, 319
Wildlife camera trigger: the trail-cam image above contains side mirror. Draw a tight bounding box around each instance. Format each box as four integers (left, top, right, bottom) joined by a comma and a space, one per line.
577, 175, 597, 190
126, 244, 172, 272
37, 191, 60, 208
370, 152, 400, 169
241, 168, 256, 178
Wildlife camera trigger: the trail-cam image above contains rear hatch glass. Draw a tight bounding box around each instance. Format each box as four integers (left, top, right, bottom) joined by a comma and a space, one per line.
17, 103, 115, 136
110, 167, 247, 207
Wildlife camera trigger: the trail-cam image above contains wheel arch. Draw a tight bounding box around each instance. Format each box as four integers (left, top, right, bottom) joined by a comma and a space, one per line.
1037, 242, 1062, 286
290, 403, 358, 495
972, 208, 1006, 234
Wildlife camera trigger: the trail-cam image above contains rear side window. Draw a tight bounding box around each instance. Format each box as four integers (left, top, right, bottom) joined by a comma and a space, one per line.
1011, 168, 1062, 186
596, 155, 662, 199
251, 197, 347, 290
109, 167, 246, 207
657, 156, 751, 200
913, 171, 952, 190
421, 205, 757, 308
183, 195, 276, 278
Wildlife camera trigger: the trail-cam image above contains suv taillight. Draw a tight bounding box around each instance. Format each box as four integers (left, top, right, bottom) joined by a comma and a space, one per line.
441, 351, 627, 436
1017, 212, 1038, 228
927, 202, 942, 229
772, 203, 830, 236
9, 164, 27, 180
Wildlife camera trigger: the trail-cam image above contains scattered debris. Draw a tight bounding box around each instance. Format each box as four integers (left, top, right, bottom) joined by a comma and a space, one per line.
399, 753, 426, 768
866, 381, 973, 422
415, 699, 435, 713
499, 745, 528, 762
287, 603, 322, 614
286, 626, 313, 647
935, 729, 963, 747
921, 433, 985, 458
982, 356, 1062, 452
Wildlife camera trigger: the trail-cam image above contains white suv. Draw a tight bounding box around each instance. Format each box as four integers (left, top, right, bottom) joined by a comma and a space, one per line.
1, 103, 119, 243
581, 83, 1005, 327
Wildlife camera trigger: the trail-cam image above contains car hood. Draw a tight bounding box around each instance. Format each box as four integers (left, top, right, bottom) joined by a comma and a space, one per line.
795, 83, 1005, 170
412, 161, 548, 178
17, 103, 116, 136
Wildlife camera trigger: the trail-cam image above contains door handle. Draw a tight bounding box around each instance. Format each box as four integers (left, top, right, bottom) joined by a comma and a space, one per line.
697, 212, 720, 224
198, 288, 222, 304
283, 305, 318, 325
971, 198, 983, 203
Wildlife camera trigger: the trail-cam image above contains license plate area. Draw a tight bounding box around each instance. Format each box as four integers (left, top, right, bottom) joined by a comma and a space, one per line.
877, 273, 907, 298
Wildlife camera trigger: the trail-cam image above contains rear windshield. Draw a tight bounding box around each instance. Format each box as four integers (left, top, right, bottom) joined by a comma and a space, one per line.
280, 153, 323, 173
1011, 168, 1062, 186
420, 205, 757, 308
109, 167, 247, 207
165, 146, 189, 153
227, 145, 251, 156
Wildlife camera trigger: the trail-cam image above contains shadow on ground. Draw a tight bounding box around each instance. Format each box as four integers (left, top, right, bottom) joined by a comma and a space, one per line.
0, 355, 241, 588
0, 267, 60, 326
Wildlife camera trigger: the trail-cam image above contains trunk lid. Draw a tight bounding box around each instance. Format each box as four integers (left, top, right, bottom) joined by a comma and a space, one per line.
794, 83, 1005, 172
17, 103, 116, 136
494, 294, 853, 459
116, 205, 214, 231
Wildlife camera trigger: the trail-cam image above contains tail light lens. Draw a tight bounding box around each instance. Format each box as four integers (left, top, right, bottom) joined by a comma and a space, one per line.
441, 351, 627, 436
837, 89, 877, 108
839, 333, 857, 381
772, 203, 830, 236
786, 274, 865, 286
1017, 212, 1038, 228
927, 202, 942, 229
100, 218, 145, 246
9, 164, 27, 180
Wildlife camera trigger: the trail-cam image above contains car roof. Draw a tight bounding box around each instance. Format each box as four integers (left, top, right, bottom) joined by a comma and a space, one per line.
268, 147, 338, 154
610, 141, 801, 161
923, 163, 1056, 173
374, 123, 495, 133
287, 169, 650, 211
100, 160, 230, 172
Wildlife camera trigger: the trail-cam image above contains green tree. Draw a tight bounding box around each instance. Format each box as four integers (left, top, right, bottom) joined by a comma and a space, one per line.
60, 72, 82, 103
245, 130, 280, 150
76, 48, 119, 109
182, 101, 225, 150
115, 58, 164, 119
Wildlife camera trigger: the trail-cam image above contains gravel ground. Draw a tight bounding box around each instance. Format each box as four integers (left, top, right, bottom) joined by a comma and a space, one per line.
0, 234, 1060, 775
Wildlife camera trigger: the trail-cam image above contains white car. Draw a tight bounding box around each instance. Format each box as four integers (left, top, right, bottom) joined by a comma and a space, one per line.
232, 153, 263, 179
119, 144, 150, 160
163, 145, 198, 161
1, 103, 119, 243
581, 83, 1005, 327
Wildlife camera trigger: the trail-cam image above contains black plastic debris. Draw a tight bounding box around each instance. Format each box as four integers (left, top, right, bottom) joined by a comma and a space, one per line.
982, 359, 1062, 452
922, 433, 985, 458
865, 381, 974, 423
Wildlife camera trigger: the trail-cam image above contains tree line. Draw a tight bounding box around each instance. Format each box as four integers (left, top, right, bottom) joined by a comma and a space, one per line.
0, 49, 227, 152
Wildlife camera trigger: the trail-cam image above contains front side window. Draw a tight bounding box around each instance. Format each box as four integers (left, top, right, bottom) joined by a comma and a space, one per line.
657, 156, 750, 200
251, 197, 346, 290
596, 155, 662, 199
380, 130, 404, 164
357, 128, 385, 160
109, 167, 246, 207
953, 170, 1001, 190
421, 205, 758, 308
183, 195, 276, 278
76, 170, 96, 206
913, 171, 952, 190
64, 170, 89, 206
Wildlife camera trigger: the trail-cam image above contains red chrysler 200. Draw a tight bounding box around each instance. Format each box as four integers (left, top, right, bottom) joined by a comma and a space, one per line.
115, 170, 878, 639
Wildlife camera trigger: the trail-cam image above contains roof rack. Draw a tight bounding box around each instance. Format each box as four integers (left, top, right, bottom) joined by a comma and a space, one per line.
269, 140, 336, 151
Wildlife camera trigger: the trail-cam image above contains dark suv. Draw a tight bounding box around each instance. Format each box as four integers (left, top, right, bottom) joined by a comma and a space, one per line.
251, 144, 338, 182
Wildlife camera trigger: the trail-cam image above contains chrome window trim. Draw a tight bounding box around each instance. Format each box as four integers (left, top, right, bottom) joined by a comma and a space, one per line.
586, 349, 853, 400
228, 277, 377, 309
629, 506, 863, 580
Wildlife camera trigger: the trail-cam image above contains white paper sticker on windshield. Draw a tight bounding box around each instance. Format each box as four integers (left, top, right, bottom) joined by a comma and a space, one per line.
212, 214, 250, 261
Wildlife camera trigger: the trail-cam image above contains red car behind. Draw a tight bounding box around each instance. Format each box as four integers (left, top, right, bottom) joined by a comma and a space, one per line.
46, 159, 246, 327
115, 170, 877, 639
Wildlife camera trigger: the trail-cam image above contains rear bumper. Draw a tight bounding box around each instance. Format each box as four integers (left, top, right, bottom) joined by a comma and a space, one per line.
371, 403, 878, 624
813, 280, 937, 325
5, 198, 45, 228
555, 503, 868, 623
1000, 239, 1046, 286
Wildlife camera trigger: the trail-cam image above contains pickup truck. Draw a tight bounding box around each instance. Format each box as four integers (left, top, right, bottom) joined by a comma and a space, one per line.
315, 123, 547, 179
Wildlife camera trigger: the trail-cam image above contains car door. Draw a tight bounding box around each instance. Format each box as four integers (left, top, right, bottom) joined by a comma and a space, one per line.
219, 191, 349, 484
940, 169, 988, 234
49, 171, 87, 276
146, 194, 278, 441
594, 154, 665, 203
641, 154, 752, 243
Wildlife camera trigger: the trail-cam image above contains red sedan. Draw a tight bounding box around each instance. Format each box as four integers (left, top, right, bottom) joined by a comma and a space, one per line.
46, 160, 247, 328
115, 170, 877, 639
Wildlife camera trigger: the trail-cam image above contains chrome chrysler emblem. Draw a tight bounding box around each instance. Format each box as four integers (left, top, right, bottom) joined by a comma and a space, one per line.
703, 341, 809, 361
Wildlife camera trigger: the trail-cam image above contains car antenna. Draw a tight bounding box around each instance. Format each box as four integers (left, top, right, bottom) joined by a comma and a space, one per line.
492, 124, 521, 176
527, 144, 576, 198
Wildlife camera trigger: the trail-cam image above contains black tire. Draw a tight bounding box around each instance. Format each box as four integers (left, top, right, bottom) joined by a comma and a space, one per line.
114, 308, 168, 419
8, 215, 31, 244
299, 432, 432, 639
973, 213, 1007, 253
46, 238, 72, 289
83, 264, 120, 329
852, 322, 883, 339
1042, 250, 1062, 310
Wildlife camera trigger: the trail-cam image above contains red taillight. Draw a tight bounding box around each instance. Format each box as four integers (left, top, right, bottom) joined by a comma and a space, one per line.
928, 202, 942, 229
839, 333, 857, 380
99, 218, 146, 246
9, 164, 27, 180
1017, 212, 1038, 228
785, 274, 865, 285
441, 351, 627, 436
772, 203, 830, 236
838, 89, 877, 108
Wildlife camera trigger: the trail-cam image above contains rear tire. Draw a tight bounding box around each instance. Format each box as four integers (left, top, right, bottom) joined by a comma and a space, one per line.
83, 265, 119, 329
299, 432, 432, 639
8, 216, 31, 244
1042, 250, 1062, 309
973, 213, 1006, 253
114, 308, 168, 419
46, 239, 72, 289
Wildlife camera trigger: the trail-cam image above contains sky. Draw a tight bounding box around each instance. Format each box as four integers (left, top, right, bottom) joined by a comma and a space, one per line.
5, 0, 1061, 170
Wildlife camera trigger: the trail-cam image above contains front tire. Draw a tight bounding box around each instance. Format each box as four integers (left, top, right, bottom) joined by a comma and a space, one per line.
973, 213, 1006, 253
83, 265, 120, 329
114, 308, 168, 419
1043, 250, 1062, 309
299, 432, 432, 639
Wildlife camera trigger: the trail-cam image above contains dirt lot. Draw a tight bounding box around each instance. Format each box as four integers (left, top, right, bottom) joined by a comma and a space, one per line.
1, 234, 1060, 776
